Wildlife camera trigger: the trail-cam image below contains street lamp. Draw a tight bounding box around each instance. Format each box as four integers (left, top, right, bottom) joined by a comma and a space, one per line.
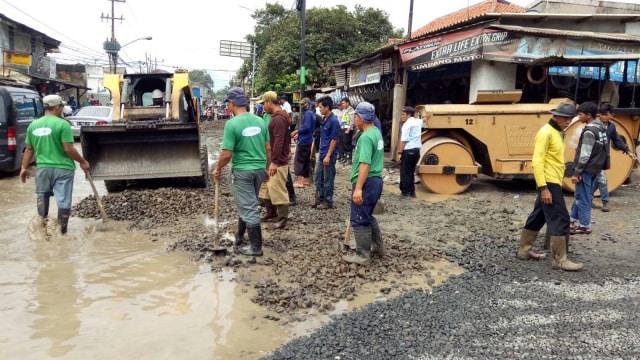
103, 36, 153, 74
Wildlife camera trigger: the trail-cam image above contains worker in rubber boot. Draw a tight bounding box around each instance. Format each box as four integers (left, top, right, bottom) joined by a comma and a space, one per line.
20, 95, 90, 240
256, 91, 291, 230
518, 102, 583, 271
343, 102, 384, 266
212, 87, 270, 256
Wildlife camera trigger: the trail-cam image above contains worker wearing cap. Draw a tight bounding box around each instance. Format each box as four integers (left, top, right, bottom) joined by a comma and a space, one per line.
396, 106, 422, 198
20, 94, 91, 240
257, 91, 292, 230
343, 102, 385, 265
518, 102, 583, 271
212, 87, 270, 256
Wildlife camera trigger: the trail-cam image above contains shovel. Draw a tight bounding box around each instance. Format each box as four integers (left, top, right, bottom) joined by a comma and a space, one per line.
211, 178, 228, 256
85, 171, 109, 231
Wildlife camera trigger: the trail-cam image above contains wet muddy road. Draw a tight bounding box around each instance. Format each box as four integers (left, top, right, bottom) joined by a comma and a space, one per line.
0, 140, 458, 360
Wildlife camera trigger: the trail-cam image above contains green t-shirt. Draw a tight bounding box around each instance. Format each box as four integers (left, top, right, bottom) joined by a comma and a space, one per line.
25, 115, 76, 170
221, 112, 269, 171
350, 126, 384, 183
263, 113, 271, 126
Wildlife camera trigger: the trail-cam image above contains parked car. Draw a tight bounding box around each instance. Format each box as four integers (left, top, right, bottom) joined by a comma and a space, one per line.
67, 106, 113, 139
0, 85, 43, 175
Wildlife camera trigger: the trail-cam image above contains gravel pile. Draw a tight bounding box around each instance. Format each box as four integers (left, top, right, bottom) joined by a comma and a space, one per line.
265, 183, 640, 359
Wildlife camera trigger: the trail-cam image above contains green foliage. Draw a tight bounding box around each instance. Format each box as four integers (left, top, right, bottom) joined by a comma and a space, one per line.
214, 85, 231, 101
189, 69, 214, 91
239, 3, 403, 93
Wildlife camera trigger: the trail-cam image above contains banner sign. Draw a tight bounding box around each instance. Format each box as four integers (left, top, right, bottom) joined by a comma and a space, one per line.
3, 51, 32, 66
399, 28, 640, 80
349, 57, 381, 87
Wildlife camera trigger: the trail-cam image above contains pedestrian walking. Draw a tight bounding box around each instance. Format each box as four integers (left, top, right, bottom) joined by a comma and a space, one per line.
517, 102, 583, 271
20, 94, 91, 240
212, 87, 269, 256
592, 103, 637, 212
291, 98, 315, 188
343, 102, 385, 265
313, 96, 341, 210
396, 106, 422, 197
569, 101, 610, 235
257, 91, 292, 230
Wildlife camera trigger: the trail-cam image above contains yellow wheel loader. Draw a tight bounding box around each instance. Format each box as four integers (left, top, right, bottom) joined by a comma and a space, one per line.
80, 71, 208, 192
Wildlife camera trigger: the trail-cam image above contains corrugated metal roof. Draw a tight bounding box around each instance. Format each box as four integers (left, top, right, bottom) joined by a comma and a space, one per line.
490, 24, 640, 42
531, 54, 640, 67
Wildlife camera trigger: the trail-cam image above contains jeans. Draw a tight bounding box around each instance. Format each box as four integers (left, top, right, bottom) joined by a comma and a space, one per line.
570, 172, 598, 228
350, 177, 383, 228
231, 169, 266, 226
399, 148, 420, 196
314, 156, 337, 205
595, 170, 609, 204
35, 168, 75, 209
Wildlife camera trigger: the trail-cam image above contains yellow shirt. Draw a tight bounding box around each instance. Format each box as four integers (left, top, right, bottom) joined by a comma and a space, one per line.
532, 122, 565, 188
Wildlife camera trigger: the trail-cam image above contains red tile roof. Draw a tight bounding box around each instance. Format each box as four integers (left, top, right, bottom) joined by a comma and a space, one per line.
411, 0, 527, 38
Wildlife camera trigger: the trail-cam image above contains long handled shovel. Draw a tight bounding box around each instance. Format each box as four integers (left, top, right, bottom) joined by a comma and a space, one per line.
211, 178, 228, 256
85, 171, 109, 231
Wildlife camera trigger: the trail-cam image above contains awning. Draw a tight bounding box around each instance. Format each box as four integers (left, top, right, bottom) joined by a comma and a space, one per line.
530, 54, 640, 67
28, 72, 91, 91
399, 26, 640, 72
489, 25, 640, 43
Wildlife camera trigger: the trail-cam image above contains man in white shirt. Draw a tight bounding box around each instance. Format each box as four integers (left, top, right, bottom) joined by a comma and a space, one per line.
396, 106, 423, 197
279, 95, 292, 115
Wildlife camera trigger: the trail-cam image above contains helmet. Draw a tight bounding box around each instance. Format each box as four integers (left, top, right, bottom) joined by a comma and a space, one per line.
152, 89, 163, 99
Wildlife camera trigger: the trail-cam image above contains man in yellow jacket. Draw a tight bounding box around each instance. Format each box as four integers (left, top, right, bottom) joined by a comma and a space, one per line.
517, 102, 583, 271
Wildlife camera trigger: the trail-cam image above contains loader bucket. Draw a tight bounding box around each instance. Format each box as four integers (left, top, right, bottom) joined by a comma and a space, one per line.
80, 123, 204, 181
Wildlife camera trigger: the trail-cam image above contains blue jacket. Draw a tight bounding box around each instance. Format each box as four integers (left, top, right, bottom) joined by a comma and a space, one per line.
606, 122, 630, 153
297, 109, 315, 146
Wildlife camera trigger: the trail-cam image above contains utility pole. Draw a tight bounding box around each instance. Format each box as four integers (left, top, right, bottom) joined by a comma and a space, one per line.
297, 0, 306, 101
251, 42, 256, 98
101, 0, 125, 74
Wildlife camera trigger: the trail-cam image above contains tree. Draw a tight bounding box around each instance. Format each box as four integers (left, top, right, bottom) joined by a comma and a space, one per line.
189, 70, 214, 91
239, 3, 402, 93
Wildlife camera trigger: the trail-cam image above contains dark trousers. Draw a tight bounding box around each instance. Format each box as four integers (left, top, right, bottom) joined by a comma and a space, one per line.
399, 148, 420, 196
350, 177, 383, 227
286, 168, 296, 202
523, 183, 570, 236
294, 144, 312, 177
341, 131, 353, 155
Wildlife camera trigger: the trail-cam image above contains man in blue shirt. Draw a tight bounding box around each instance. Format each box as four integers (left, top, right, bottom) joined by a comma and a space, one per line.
313, 96, 341, 209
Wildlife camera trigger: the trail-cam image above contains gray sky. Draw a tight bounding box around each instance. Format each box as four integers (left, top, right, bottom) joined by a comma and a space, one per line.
0, 0, 571, 89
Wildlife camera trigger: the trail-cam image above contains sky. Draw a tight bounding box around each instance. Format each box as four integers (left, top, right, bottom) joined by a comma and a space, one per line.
0, 0, 622, 90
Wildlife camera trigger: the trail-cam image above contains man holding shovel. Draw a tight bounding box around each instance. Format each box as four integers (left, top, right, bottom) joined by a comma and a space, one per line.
20, 94, 90, 239
212, 87, 270, 256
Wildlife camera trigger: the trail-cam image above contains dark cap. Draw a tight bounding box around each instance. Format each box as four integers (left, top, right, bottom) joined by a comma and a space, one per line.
577, 101, 598, 118
550, 102, 576, 118
355, 102, 376, 122
225, 87, 248, 107
401, 106, 415, 114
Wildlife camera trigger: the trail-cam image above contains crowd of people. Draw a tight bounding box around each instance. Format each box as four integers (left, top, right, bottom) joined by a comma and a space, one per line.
212, 87, 389, 265
19, 86, 636, 271
518, 101, 636, 272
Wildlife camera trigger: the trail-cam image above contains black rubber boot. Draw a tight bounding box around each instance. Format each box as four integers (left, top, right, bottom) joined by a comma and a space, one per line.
58, 208, 71, 234
343, 226, 372, 265
371, 219, 385, 258
37, 195, 50, 218
234, 217, 247, 246
286, 170, 296, 206
240, 224, 263, 257
270, 205, 288, 230
261, 199, 278, 222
